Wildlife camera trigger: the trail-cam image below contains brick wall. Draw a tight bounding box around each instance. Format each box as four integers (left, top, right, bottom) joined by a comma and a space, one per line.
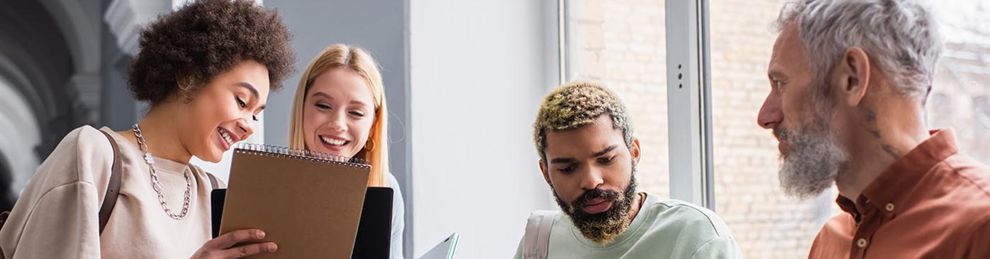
568, 0, 670, 198
708, 0, 837, 258
568, 0, 990, 258
930, 42, 990, 161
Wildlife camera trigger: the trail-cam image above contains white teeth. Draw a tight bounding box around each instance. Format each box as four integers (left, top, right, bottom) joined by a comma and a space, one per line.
218, 128, 234, 145
320, 136, 346, 146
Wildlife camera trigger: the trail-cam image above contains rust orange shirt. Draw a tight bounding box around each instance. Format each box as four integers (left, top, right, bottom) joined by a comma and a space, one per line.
808, 129, 990, 259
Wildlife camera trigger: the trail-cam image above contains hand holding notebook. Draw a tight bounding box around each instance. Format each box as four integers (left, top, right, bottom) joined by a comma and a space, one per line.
219, 144, 371, 258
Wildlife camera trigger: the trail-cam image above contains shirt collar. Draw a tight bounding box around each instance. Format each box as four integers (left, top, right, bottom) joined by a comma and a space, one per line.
838, 129, 959, 218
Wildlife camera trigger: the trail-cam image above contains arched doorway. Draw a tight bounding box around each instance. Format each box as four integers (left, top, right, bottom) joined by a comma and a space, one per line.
0, 0, 95, 199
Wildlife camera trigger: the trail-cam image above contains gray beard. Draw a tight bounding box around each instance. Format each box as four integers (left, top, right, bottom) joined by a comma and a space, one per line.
777, 109, 848, 199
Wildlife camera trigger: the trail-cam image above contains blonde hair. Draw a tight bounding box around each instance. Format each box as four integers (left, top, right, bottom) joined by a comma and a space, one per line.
289, 44, 388, 187
533, 81, 633, 163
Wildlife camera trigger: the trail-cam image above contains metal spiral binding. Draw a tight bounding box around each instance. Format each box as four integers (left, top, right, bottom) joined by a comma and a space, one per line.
234, 143, 371, 169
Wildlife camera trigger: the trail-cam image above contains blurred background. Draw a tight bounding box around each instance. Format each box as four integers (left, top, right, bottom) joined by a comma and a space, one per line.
566, 0, 989, 258
0, 0, 985, 258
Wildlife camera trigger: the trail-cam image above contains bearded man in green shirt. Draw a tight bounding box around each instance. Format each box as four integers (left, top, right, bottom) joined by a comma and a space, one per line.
514, 81, 742, 259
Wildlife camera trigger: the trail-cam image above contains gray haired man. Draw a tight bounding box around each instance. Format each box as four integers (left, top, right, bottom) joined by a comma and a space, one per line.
758, 0, 990, 258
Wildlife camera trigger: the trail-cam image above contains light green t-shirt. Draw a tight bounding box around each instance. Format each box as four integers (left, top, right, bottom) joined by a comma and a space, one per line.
514, 194, 742, 259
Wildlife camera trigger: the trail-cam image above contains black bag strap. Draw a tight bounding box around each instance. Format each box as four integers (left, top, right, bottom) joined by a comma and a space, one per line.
206, 172, 219, 190
97, 130, 122, 235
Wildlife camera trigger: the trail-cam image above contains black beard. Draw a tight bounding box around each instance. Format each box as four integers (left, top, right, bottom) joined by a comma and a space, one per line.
552, 170, 638, 244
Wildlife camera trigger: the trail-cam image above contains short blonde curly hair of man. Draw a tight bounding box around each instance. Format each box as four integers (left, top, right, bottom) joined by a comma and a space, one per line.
533, 81, 634, 162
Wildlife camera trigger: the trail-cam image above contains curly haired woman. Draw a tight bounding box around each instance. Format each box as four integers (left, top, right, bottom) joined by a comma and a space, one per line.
0, 0, 293, 258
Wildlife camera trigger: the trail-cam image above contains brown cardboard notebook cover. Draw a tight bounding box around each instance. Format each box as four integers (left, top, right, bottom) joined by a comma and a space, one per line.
220, 145, 370, 258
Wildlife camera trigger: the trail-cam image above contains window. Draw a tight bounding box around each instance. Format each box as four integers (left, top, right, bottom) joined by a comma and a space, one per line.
563, 1, 989, 257
563, 0, 670, 197
928, 1, 990, 162
709, 0, 990, 258
708, 0, 832, 257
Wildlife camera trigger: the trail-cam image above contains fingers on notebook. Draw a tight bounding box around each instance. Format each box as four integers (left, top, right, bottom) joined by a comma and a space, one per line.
210, 229, 278, 258
223, 242, 278, 258
212, 229, 264, 248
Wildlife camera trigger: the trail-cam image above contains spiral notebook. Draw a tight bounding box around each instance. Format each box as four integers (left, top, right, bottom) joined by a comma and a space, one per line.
219, 144, 371, 259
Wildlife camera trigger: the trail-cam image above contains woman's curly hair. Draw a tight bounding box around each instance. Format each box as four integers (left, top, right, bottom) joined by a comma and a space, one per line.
128, 0, 294, 105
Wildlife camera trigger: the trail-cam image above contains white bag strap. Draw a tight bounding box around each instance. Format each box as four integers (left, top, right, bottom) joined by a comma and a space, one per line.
523, 211, 556, 259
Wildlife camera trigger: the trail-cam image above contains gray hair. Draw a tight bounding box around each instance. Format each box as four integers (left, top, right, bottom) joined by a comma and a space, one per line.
775, 0, 943, 102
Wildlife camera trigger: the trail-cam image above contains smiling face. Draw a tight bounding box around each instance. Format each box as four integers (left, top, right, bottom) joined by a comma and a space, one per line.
179, 60, 270, 162
302, 67, 376, 159
540, 114, 641, 244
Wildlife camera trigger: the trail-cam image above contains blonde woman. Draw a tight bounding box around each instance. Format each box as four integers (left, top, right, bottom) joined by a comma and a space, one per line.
288, 44, 404, 259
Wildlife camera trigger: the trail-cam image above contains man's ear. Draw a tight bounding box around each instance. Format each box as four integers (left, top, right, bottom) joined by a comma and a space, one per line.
630, 137, 641, 167
831, 47, 871, 107
539, 159, 552, 186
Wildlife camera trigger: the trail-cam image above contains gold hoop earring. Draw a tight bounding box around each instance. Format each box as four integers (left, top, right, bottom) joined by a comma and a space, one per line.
364, 140, 375, 152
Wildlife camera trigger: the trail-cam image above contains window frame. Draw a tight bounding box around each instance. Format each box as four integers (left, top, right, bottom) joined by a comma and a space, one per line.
556, 0, 716, 209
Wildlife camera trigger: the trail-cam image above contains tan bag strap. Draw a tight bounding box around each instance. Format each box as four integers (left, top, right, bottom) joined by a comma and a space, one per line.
97, 130, 122, 235
523, 211, 555, 259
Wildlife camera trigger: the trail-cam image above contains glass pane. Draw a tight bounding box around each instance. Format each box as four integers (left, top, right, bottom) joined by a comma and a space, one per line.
928, 1, 990, 162
565, 0, 669, 197
710, 0, 990, 258
709, 1, 832, 257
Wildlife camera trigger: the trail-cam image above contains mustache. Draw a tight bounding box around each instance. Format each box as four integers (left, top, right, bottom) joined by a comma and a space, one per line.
573, 188, 621, 208
773, 127, 791, 142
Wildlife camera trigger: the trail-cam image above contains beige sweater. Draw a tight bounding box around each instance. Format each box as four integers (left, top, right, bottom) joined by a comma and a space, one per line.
0, 126, 219, 259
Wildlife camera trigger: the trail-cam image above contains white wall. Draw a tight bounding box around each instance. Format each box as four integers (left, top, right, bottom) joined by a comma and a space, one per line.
262, 0, 414, 256
409, 0, 558, 258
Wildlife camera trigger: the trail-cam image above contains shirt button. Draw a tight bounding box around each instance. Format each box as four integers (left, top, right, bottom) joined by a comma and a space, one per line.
857, 238, 868, 248
885, 203, 895, 212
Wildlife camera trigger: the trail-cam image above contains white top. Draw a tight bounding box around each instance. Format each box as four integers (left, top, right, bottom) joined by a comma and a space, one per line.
385, 172, 406, 259
0, 125, 407, 258
0, 126, 218, 258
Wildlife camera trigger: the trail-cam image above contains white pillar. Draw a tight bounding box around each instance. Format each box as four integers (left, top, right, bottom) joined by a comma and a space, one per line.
665, 0, 714, 209
104, 0, 171, 56
67, 72, 102, 124
0, 77, 42, 195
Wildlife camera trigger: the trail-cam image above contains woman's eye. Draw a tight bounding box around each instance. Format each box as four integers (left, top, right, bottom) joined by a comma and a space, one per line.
349, 111, 366, 117
315, 103, 331, 110
236, 97, 248, 108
